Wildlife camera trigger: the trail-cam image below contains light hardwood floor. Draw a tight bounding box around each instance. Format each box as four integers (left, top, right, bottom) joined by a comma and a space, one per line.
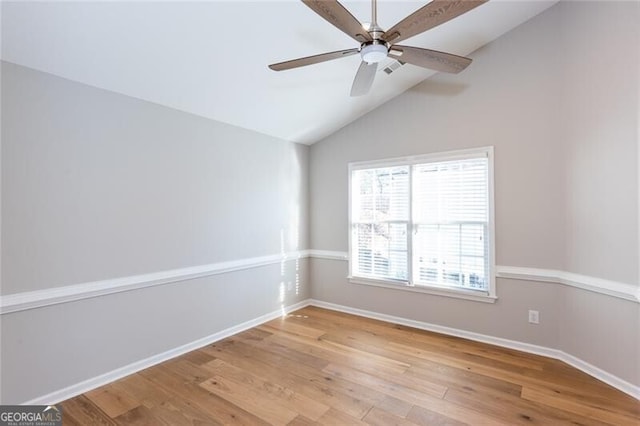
61, 306, 639, 425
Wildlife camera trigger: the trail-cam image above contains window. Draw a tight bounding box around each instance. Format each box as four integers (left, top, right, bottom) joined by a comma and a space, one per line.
348, 147, 495, 302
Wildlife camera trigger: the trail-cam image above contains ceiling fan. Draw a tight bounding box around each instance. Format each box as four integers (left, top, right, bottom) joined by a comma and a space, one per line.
269, 0, 487, 96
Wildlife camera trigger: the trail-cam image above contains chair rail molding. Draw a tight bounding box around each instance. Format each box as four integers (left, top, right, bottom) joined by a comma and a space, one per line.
308, 250, 639, 303
0, 250, 312, 314
2, 250, 637, 315
496, 265, 639, 303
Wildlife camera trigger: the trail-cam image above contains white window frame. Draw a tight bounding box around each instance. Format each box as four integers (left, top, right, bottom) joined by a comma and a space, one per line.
348, 146, 496, 303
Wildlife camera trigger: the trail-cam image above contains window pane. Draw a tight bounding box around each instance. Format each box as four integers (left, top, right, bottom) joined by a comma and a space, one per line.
352, 166, 409, 223
414, 222, 488, 289
352, 222, 408, 281
413, 158, 488, 224
411, 156, 489, 291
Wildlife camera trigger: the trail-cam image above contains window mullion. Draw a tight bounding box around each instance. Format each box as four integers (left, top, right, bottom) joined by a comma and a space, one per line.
407, 165, 414, 285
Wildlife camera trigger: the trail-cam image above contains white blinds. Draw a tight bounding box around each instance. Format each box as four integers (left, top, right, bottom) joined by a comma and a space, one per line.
412, 158, 489, 290
350, 152, 490, 293
352, 166, 409, 281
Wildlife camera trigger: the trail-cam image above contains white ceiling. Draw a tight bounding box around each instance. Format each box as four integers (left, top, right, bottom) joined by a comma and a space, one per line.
1, 1, 556, 144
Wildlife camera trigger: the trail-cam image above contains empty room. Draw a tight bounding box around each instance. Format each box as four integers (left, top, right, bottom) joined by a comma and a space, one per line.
1, 0, 638, 424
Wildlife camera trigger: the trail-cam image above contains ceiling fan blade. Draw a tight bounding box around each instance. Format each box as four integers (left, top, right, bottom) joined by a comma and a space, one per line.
302, 0, 372, 43
382, 0, 487, 45
350, 61, 377, 97
269, 48, 359, 71
390, 45, 471, 73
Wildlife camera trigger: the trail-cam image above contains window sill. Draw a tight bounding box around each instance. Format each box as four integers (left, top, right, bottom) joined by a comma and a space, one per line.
348, 276, 498, 303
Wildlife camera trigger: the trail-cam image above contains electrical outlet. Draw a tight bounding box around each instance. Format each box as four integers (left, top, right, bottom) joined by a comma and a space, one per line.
528, 310, 540, 324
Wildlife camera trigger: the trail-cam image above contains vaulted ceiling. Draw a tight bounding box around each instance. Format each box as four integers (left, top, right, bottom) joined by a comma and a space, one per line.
1, 1, 556, 144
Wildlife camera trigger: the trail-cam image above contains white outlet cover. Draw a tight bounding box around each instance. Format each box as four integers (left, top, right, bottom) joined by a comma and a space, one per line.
528, 310, 540, 324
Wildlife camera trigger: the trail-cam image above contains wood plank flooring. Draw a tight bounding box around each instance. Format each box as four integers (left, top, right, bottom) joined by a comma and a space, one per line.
61, 306, 640, 425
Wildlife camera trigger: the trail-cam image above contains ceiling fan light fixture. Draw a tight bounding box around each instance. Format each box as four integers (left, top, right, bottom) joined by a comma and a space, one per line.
360, 43, 388, 63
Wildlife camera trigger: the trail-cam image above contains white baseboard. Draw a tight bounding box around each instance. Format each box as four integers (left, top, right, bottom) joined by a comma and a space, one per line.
24, 299, 312, 405
23, 297, 638, 405
308, 299, 640, 400
556, 351, 640, 401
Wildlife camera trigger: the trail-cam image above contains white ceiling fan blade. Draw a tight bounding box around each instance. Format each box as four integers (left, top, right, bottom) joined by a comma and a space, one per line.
350, 61, 377, 97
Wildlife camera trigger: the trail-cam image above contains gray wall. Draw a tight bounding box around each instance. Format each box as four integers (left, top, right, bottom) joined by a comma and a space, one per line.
556, 1, 640, 383
310, 1, 639, 386
0, 61, 311, 403
2, 61, 309, 294
559, 1, 639, 284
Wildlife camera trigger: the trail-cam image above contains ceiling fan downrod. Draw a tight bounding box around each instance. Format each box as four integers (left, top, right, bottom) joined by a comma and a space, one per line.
361, 0, 388, 63
371, 0, 379, 32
